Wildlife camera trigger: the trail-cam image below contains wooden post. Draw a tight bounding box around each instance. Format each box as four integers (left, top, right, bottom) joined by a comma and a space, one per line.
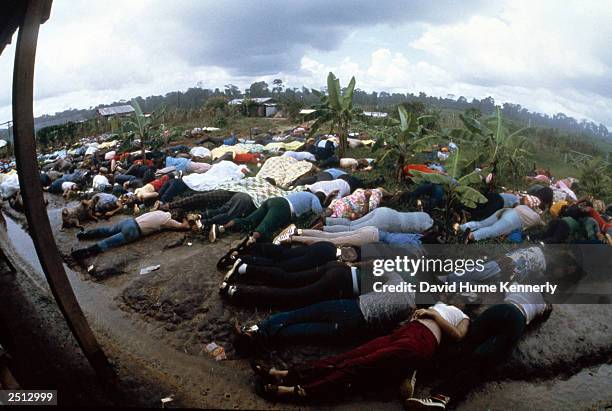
11, 0, 115, 381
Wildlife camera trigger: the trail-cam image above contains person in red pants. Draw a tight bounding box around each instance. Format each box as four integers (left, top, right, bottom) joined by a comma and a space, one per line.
252, 302, 469, 402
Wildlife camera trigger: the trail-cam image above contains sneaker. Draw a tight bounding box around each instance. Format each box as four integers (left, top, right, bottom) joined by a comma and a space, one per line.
272, 224, 297, 245
223, 258, 243, 284
405, 394, 450, 411
398, 370, 418, 400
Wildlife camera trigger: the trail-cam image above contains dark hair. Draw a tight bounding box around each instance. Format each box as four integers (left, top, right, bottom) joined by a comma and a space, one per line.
314, 191, 326, 206
170, 208, 186, 221
561, 204, 589, 219
534, 187, 553, 209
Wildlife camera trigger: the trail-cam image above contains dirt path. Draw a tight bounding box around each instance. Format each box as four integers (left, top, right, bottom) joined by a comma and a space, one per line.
1, 198, 611, 409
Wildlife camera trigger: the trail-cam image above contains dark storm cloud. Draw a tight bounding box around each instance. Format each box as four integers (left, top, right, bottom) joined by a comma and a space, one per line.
143, 0, 492, 75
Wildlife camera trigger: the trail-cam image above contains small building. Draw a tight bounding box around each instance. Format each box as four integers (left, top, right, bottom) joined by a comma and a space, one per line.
96, 105, 135, 118
362, 111, 388, 118
229, 97, 278, 117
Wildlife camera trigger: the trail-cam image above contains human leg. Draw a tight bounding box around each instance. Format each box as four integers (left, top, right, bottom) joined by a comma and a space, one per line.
159, 178, 189, 203
231, 199, 272, 232
446, 261, 502, 284
296, 227, 378, 246
240, 260, 342, 287
432, 304, 525, 401
250, 197, 292, 240
471, 209, 522, 241
291, 321, 437, 400
166, 190, 233, 211
208, 193, 255, 225
96, 219, 141, 251
258, 299, 365, 342
227, 264, 354, 308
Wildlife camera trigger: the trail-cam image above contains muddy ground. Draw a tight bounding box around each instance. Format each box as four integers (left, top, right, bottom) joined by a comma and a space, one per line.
1, 193, 611, 409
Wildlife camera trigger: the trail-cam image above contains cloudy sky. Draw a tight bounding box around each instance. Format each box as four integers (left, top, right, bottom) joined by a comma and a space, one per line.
1, 0, 611, 127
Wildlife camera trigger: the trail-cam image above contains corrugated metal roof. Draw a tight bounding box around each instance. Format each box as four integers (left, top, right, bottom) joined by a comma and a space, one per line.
362, 111, 388, 118
229, 97, 276, 105
97, 105, 135, 116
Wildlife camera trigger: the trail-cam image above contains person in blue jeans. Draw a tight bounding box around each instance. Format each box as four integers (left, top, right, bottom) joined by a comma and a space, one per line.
71, 209, 190, 261
460, 205, 542, 242
231, 271, 415, 355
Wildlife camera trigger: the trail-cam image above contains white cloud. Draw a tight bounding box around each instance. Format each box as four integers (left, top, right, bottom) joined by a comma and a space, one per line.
0, 0, 611, 128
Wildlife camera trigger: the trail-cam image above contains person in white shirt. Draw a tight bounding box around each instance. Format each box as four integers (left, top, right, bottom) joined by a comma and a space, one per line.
92, 168, 111, 191
306, 178, 351, 200
406, 290, 552, 410
71, 210, 192, 261
252, 302, 469, 402
281, 151, 316, 162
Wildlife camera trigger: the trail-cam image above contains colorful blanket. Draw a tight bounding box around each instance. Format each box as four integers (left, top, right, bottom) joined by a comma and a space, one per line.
216, 177, 304, 207
256, 156, 313, 188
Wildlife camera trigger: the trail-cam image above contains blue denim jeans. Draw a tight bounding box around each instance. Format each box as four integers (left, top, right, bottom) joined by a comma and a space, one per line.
461, 209, 522, 241
500, 193, 519, 208
447, 261, 502, 284
259, 299, 366, 342
85, 218, 142, 251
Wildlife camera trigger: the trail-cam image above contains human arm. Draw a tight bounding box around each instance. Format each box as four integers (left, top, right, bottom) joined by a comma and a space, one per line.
162, 218, 190, 230
412, 308, 469, 342
104, 202, 123, 217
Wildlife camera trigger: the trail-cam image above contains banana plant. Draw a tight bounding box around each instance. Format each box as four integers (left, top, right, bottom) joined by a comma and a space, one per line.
305, 72, 358, 156
372, 105, 436, 181
124, 99, 165, 161
410, 147, 488, 234
445, 108, 532, 189
579, 158, 612, 203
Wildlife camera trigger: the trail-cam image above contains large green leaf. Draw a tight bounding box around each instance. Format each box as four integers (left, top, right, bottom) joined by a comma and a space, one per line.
459, 114, 486, 135
326, 72, 342, 111
372, 136, 386, 152
457, 170, 483, 186
398, 105, 410, 131
342, 76, 356, 110
311, 89, 324, 98
410, 170, 452, 185
455, 185, 488, 208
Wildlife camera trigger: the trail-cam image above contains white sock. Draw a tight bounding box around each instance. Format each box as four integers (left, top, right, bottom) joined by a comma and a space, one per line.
238, 264, 247, 274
